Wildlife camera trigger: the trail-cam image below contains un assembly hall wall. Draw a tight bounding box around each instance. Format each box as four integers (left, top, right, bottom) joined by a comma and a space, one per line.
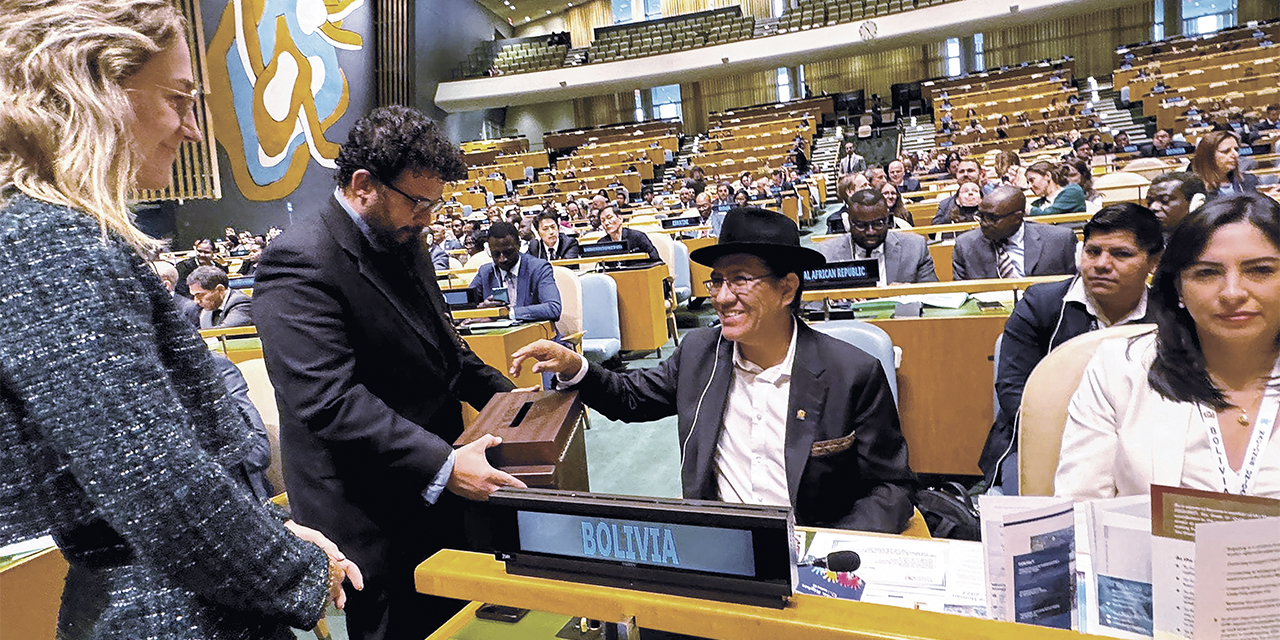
171, 0, 509, 246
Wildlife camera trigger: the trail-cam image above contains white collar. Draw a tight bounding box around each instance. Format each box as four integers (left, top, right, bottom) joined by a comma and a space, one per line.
499, 254, 522, 280
1063, 275, 1149, 327
1003, 221, 1027, 248
731, 318, 799, 384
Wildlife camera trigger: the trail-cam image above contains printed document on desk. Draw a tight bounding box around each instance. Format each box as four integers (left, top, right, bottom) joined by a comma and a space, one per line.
803, 532, 987, 617
1151, 486, 1280, 640
979, 496, 1076, 629
1083, 495, 1153, 639
1193, 516, 1280, 640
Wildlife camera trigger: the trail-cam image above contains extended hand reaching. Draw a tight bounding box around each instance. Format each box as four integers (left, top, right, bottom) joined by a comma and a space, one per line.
284, 520, 364, 609
508, 339, 582, 380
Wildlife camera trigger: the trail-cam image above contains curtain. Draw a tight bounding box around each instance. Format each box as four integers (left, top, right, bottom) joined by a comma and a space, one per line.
565, 0, 613, 49
802, 44, 947, 103
573, 92, 637, 128
981, 3, 1156, 79
662, 0, 774, 18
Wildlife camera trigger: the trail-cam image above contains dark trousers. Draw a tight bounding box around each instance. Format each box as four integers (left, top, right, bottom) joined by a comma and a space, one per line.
343, 574, 465, 640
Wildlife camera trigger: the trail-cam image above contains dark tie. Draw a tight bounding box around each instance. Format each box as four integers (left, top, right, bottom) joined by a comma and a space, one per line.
211, 309, 222, 326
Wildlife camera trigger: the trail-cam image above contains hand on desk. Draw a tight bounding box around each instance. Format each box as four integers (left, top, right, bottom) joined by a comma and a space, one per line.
448, 434, 528, 501
284, 520, 364, 609
509, 339, 582, 380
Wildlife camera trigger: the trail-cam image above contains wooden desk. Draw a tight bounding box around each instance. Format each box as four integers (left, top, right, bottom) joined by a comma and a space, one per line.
463, 322, 556, 389
800, 275, 1071, 302
453, 307, 509, 320
604, 265, 668, 352
415, 549, 1103, 640
864, 314, 1007, 476
682, 237, 716, 298
0, 545, 66, 640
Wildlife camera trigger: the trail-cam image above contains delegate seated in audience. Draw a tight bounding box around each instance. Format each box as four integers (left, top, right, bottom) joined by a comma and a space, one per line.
527, 211, 581, 261
151, 260, 201, 329
994, 150, 1027, 189
711, 182, 734, 209
1140, 128, 1194, 157
1055, 195, 1280, 500
826, 172, 868, 234
980, 204, 1164, 489
817, 189, 937, 285
1066, 160, 1102, 208
470, 222, 561, 322
174, 238, 226, 298
1258, 104, 1280, 130
428, 224, 452, 270
1026, 160, 1087, 216
597, 205, 661, 265
685, 191, 724, 239
952, 185, 1079, 280
931, 159, 990, 224
1146, 172, 1207, 240
237, 242, 262, 276
1193, 129, 1259, 202
1064, 138, 1093, 165
951, 182, 982, 223
881, 182, 914, 227
887, 160, 921, 194
187, 265, 253, 329
510, 208, 917, 532
865, 167, 887, 191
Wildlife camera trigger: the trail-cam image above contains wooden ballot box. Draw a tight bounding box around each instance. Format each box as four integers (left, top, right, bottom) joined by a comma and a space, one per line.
455, 391, 588, 491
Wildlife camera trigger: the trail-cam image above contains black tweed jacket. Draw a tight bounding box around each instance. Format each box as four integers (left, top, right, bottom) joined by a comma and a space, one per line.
0, 194, 329, 639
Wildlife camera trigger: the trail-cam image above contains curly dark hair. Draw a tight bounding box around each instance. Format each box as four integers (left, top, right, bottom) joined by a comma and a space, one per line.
334, 105, 467, 187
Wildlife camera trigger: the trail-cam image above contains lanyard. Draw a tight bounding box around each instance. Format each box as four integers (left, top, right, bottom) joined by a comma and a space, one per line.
1200, 361, 1280, 495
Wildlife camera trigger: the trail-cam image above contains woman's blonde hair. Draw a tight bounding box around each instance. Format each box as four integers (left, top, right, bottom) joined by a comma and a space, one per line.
0, 0, 186, 252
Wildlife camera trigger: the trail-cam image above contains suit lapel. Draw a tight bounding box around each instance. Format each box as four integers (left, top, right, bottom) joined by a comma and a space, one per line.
684, 335, 736, 500
884, 233, 903, 283
784, 325, 828, 504
1022, 222, 1044, 276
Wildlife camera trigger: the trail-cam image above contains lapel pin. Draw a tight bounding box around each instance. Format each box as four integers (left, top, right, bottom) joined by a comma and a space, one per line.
796, 409, 807, 421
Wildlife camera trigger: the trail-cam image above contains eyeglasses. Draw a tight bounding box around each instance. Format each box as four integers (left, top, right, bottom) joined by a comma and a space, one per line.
126, 82, 204, 120
849, 216, 893, 232
380, 180, 446, 215
978, 210, 1021, 224
703, 273, 775, 295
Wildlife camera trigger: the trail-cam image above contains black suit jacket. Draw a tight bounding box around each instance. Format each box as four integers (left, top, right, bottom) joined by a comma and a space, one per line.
253, 199, 514, 581
574, 323, 916, 533
979, 278, 1160, 478
526, 233, 581, 261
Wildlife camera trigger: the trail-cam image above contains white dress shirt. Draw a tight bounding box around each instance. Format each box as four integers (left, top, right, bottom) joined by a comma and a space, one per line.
1062, 276, 1149, 328
854, 243, 888, 287
713, 324, 798, 508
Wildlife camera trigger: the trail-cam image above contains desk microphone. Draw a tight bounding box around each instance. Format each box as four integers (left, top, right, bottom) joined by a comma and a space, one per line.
798, 550, 861, 573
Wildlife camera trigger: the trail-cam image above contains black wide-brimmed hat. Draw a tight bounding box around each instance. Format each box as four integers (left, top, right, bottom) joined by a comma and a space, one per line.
689, 207, 826, 270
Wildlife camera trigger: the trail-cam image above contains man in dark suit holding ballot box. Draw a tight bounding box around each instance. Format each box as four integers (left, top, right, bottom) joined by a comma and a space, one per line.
254, 106, 526, 640
512, 208, 916, 533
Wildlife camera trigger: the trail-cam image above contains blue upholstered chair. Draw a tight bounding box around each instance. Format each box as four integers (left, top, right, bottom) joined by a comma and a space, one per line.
809, 319, 898, 406
580, 273, 621, 363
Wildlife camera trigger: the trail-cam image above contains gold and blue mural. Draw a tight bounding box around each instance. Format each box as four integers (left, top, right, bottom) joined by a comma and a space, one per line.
208, 0, 364, 201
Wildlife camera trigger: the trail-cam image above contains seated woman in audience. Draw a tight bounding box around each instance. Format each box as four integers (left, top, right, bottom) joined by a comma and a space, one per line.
994, 150, 1027, 189
1192, 129, 1258, 202
1055, 195, 1280, 500
733, 189, 750, 208
881, 181, 914, 227
949, 182, 982, 223
1026, 160, 1087, 216
1066, 160, 1103, 208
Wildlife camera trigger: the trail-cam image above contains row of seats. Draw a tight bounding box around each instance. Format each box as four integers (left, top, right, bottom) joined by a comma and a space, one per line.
492, 41, 569, 75
776, 0, 954, 33
589, 11, 754, 63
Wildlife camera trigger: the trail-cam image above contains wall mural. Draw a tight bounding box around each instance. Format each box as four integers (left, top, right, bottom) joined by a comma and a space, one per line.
207, 0, 364, 201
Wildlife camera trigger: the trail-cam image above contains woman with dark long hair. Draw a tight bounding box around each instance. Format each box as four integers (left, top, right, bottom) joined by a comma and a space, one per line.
1055, 195, 1280, 499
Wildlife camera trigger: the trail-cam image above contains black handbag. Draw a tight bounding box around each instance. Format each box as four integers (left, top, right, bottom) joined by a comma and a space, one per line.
915, 481, 981, 541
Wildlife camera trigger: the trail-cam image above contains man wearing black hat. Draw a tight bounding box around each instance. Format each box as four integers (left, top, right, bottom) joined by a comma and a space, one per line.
511, 208, 916, 533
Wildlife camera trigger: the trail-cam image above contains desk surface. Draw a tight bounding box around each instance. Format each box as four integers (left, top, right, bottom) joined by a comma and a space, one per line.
415, 549, 1104, 640
801, 275, 1071, 302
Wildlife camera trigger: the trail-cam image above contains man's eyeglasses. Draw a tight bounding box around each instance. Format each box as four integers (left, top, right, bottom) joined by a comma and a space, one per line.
380, 180, 446, 215
849, 216, 892, 232
977, 210, 1021, 224
703, 273, 775, 295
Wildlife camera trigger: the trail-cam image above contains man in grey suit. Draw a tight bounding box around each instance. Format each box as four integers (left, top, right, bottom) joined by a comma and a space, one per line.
952, 186, 1078, 280
187, 265, 253, 328
838, 141, 866, 175
816, 189, 937, 285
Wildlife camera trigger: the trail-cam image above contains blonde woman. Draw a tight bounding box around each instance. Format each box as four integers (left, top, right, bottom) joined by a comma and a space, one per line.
0, 1, 359, 638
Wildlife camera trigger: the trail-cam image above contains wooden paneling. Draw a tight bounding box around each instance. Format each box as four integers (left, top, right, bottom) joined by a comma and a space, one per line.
572, 93, 638, 128
981, 3, 1155, 80
375, 0, 412, 108
803, 44, 947, 103
662, 0, 775, 18
566, 0, 613, 48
